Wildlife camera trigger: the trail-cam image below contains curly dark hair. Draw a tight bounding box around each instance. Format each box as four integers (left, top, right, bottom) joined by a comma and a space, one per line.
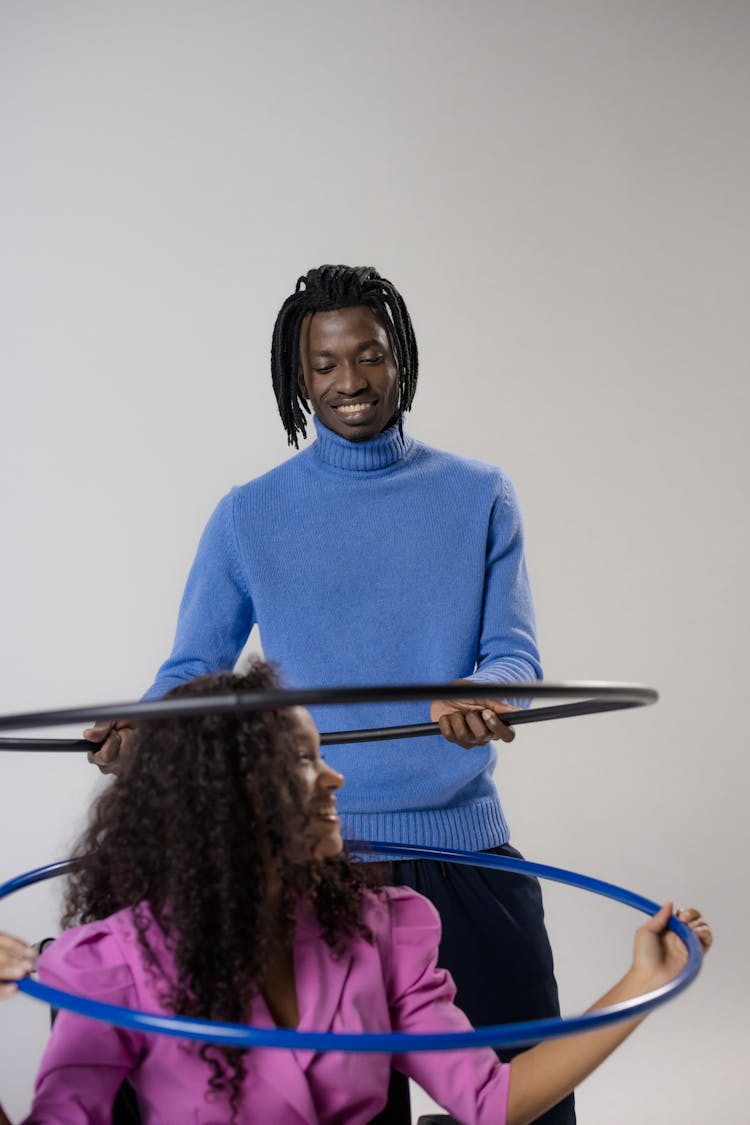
62, 661, 379, 1118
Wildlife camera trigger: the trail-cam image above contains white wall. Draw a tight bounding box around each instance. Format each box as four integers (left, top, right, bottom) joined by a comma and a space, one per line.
1, 2, 747, 1120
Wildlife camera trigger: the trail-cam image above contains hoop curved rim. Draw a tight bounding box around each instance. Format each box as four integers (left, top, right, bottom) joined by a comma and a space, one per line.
0, 680, 658, 751
1, 843, 699, 1053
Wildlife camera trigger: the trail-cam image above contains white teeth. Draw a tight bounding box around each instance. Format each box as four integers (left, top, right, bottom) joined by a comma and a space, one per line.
335, 403, 372, 414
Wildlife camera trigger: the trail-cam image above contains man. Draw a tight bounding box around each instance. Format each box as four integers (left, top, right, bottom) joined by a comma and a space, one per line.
86, 265, 573, 1124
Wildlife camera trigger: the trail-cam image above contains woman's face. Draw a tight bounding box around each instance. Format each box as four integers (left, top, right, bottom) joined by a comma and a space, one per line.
291, 707, 344, 860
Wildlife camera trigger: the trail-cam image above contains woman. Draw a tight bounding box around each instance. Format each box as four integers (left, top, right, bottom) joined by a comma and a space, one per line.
1, 662, 711, 1124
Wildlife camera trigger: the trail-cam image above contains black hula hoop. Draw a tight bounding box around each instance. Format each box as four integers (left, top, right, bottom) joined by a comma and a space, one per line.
0, 681, 657, 751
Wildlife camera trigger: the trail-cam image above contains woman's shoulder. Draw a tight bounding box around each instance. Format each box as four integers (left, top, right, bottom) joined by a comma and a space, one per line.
37, 910, 136, 996
361, 885, 442, 942
358, 887, 449, 1007
37, 905, 171, 1001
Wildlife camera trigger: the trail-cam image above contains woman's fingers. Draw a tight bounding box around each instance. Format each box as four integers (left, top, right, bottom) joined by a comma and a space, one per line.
643, 901, 674, 934
677, 909, 713, 952
648, 905, 713, 955
0, 933, 36, 997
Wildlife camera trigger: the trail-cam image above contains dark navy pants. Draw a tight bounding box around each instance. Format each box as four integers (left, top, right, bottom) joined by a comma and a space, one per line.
370, 843, 576, 1125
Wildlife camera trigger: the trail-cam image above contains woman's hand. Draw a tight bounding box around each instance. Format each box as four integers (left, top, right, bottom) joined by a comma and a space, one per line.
506, 902, 713, 1125
0, 932, 36, 998
630, 902, 713, 991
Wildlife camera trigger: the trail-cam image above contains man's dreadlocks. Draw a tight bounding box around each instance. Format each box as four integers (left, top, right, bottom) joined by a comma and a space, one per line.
271, 264, 419, 447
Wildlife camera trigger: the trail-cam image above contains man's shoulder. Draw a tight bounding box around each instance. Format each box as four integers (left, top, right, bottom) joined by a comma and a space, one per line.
230, 446, 313, 499
412, 437, 509, 490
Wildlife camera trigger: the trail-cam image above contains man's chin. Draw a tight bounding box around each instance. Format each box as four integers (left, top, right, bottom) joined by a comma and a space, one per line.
324, 414, 378, 442
318, 406, 398, 442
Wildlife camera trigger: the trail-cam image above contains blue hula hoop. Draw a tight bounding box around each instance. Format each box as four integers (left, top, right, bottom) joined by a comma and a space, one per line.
1, 844, 701, 1053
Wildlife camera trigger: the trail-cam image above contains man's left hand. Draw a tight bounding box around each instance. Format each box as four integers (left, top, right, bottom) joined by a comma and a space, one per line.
430, 687, 517, 749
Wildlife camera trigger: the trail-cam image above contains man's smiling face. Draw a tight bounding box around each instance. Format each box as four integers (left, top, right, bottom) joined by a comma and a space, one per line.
297, 305, 399, 442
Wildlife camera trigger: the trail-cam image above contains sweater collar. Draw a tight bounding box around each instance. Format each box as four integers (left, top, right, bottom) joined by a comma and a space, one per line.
312, 416, 413, 471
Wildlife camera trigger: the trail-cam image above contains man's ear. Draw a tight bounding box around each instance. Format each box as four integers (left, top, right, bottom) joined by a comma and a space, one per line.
297, 369, 309, 400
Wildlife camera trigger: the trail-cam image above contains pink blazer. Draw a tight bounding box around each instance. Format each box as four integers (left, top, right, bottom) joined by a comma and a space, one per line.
23, 886, 509, 1124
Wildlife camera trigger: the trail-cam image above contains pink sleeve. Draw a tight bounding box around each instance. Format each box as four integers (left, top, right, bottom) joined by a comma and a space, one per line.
20, 921, 144, 1124
384, 887, 510, 1125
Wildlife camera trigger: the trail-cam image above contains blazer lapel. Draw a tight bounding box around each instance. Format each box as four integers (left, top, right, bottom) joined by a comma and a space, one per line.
244, 995, 319, 1123
293, 903, 353, 1072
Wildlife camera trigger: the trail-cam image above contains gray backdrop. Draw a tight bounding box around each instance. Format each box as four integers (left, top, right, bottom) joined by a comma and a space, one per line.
1, 2, 747, 1120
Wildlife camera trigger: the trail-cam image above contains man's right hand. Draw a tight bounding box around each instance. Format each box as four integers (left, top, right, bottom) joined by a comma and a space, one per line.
83, 720, 138, 776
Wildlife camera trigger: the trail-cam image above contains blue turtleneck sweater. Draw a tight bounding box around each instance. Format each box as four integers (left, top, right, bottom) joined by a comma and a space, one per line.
144, 419, 541, 851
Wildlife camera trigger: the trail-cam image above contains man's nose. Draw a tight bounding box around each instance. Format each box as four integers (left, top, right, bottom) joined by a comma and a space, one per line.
334, 361, 368, 395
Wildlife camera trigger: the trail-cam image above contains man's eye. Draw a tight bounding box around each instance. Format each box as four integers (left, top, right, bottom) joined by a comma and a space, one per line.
314, 365, 335, 374
361, 355, 383, 365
